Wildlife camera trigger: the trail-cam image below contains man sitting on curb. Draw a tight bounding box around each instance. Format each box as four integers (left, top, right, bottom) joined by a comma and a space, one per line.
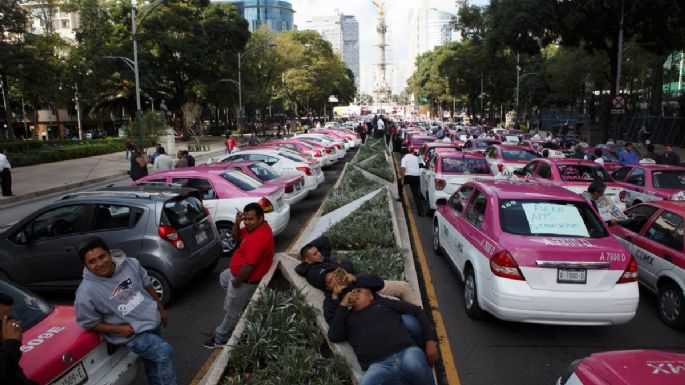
328, 284, 439, 385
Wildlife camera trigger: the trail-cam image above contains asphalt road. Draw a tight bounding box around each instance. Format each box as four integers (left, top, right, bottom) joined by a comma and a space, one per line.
394, 153, 685, 385
3, 150, 353, 385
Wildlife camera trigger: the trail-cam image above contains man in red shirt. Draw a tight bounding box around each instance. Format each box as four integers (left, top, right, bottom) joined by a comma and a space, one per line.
225, 133, 237, 154
204, 203, 274, 348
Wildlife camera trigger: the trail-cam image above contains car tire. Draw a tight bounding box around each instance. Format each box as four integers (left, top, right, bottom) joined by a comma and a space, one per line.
147, 270, 172, 307
216, 222, 238, 258
464, 267, 485, 319
658, 282, 685, 329
432, 220, 442, 256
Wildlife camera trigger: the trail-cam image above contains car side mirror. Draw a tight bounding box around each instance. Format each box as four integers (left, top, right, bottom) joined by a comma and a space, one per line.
513, 169, 524, 176
14, 231, 29, 245
436, 198, 447, 207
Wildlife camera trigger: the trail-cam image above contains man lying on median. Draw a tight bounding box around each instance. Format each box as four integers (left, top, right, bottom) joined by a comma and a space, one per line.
328, 283, 439, 385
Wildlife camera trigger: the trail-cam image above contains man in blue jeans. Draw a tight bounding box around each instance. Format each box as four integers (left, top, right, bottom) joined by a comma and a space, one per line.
74, 238, 176, 385
328, 285, 439, 385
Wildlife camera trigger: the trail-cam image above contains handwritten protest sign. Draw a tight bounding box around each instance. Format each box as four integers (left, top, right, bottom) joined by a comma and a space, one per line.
522, 203, 589, 237
595, 196, 629, 222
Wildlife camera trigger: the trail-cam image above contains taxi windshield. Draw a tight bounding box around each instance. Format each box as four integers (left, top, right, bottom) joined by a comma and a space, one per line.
441, 158, 491, 174
502, 150, 538, 161
499, 199, 607, 238
652, 170, 685, 189
0, 280, 52, 330
558, 165, 612, 182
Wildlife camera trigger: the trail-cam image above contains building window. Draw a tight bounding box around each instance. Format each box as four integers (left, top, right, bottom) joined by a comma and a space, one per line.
61, 20, 70, 29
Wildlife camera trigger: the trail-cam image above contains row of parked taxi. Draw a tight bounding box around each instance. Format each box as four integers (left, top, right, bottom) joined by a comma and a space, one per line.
399, 124, 685, 331
0, 127, 360, 385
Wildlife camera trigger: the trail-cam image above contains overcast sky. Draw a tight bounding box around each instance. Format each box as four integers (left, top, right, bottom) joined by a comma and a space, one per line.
290, 0, 488, 67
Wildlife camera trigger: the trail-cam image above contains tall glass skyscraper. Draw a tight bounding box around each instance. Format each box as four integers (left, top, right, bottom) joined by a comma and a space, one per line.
219, 0, 295, 32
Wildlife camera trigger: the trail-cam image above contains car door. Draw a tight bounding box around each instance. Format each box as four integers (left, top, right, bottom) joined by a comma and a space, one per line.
89, 203, 145, 262
612, 204, 661, 288
171, 177, 219, 217
623, 168, 650, 205
442, 186, 474, 271
462, 191, 495, 271
422, 156, 438, 200
633, 210, 685, 291
10, 204, 90, 288
520, 161, 539, 179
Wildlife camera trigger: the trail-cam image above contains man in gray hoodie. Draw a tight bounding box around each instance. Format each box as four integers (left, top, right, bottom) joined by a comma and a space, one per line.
74, 238, 176, 385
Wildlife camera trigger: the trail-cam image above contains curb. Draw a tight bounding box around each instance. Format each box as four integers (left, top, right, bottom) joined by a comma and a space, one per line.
0, 149, 226, 208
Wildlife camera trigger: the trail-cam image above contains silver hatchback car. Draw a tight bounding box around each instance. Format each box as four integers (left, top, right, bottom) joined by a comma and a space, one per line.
0, 187, 222, 306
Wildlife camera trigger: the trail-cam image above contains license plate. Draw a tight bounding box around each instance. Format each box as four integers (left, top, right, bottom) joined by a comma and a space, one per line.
195, 230, 208, 245
557, 268, 587, 284
52, 362, 88, 385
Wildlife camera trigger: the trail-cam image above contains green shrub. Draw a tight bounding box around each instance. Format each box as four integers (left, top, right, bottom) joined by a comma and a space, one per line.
320, 167, 379, 215
351, 138, 384, 164
334, 247, 405, 281
355, 155, 394, 182
325, 193, 395, 250
225, 287, 351, 385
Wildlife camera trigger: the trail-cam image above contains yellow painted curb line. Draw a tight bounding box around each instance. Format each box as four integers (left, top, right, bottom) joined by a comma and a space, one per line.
393, 154, 461, 385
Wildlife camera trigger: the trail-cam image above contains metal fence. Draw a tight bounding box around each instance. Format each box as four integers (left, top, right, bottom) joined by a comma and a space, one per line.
611, 115, 685, 146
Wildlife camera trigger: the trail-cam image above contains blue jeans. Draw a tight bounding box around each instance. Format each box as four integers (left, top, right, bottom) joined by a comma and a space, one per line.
360, 346, 435, 385
401, 314, 424, 348
126, 327, 177, 385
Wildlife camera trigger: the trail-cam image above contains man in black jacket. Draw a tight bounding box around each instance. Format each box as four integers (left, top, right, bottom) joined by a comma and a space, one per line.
1, 292, 37, 385
328, 285, 438, 385
662, 145, 681, 166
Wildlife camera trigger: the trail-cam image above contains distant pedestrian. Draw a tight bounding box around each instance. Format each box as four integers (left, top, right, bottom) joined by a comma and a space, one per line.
204, 203, 274, 348
642, 144, 662, 164
285, 122, 291, 136
225, 134, 237, 154
124, 137, 133, 159
0, 147, 13, 196
618, 142, 640, 165
174, 151, 188, 169
571, 145, 586, 160
248, 133, 259, 146
74, 238, 176, 385
662, 145, 681, 166
129, 146, 148, 181
400, 149, 425, 216
592, 148, 605, 166
183, 150, 195, 167
41, 131, 46, 141
149, 143, 162, 164
153, 147, 173, 171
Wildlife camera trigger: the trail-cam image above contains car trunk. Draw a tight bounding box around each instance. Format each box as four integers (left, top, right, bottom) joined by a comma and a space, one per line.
501, 233, 630, 292
248, 184, 286, 213
161, 196, 216, 253
264, 175, 304, 200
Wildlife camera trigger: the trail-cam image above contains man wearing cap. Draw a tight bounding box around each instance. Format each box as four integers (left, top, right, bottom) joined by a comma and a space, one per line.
204, 202, 274, 348
328, 285, 439, 385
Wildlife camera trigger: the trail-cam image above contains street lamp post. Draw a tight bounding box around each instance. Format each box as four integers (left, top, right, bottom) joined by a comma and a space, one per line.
219, 78, 239, 129
74, 83, 82, 140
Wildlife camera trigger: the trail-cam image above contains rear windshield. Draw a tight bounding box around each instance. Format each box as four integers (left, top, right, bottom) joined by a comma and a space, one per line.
502, 150, 538, 161
441, 158, 491, 174
0, 280, 51, 330
558, 165, 612, 182
652, 170, 685, 189
504, 135, 520, 143
163, 196, 208, 228
499, 199, 607, 238
248, 163, 280, 181
476, 141, 497, 148
221, 170, 262, 191
279, 151, 306, 163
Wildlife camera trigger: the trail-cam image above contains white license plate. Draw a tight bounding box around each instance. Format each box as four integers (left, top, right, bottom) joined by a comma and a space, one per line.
557, 268, 587, 284
195, 230, 208, 245
52, 362, 88, 385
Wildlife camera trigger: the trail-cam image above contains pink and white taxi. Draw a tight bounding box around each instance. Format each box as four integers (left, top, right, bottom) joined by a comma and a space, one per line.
419, 152, 493, 213
518, 159, 627, 211
610, 201, 685, 328
557, 350, 685, 385
611, 164, 685, 207
433, 180, 639, 325
483, 144, 539, 176
3, 279, 139, 385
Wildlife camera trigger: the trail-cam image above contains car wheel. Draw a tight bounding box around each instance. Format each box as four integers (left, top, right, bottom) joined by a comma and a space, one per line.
658, 282, 685, 329
464, 267, 485, 319
217, 222, 238, 257
147, 270, 172, 307
432, 221, 441, 255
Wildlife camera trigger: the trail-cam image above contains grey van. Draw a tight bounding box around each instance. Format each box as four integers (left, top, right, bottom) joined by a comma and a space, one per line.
0, 187, 222, 306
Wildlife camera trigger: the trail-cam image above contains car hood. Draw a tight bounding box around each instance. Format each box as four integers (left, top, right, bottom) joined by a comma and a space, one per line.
574, 350, 685, 385
500, 233, 630, 270
20, 305, 100, 385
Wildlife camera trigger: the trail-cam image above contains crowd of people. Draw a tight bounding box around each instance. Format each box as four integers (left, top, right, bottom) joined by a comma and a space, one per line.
127, 142, 197, 181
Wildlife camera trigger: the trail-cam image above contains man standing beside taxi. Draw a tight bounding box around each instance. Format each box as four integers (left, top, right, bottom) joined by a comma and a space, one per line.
204, 203, 274, 348
400, 149, 425, 215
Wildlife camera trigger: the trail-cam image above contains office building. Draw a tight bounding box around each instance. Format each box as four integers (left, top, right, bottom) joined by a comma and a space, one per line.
221, 0, 295, 32
408, 1, 457, 70
303, 11, 360, 87
21, 0, 80, 42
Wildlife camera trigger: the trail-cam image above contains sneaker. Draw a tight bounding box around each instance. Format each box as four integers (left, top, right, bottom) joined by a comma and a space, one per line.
203, 337, 228, 349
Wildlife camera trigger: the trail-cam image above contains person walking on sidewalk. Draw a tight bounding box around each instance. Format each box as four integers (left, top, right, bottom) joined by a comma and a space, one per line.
182, 150, 195, 167
0, 147, 14, 196
225, 134, 237, 154
74, 238, 176, 385
204, 203, 274, 348
400, 149, 425, 216
129, 146, 148, 181
124, 137, 134, 159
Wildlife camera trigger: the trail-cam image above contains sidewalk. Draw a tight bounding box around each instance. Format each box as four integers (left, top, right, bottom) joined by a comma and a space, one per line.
0, 137, 228, 207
